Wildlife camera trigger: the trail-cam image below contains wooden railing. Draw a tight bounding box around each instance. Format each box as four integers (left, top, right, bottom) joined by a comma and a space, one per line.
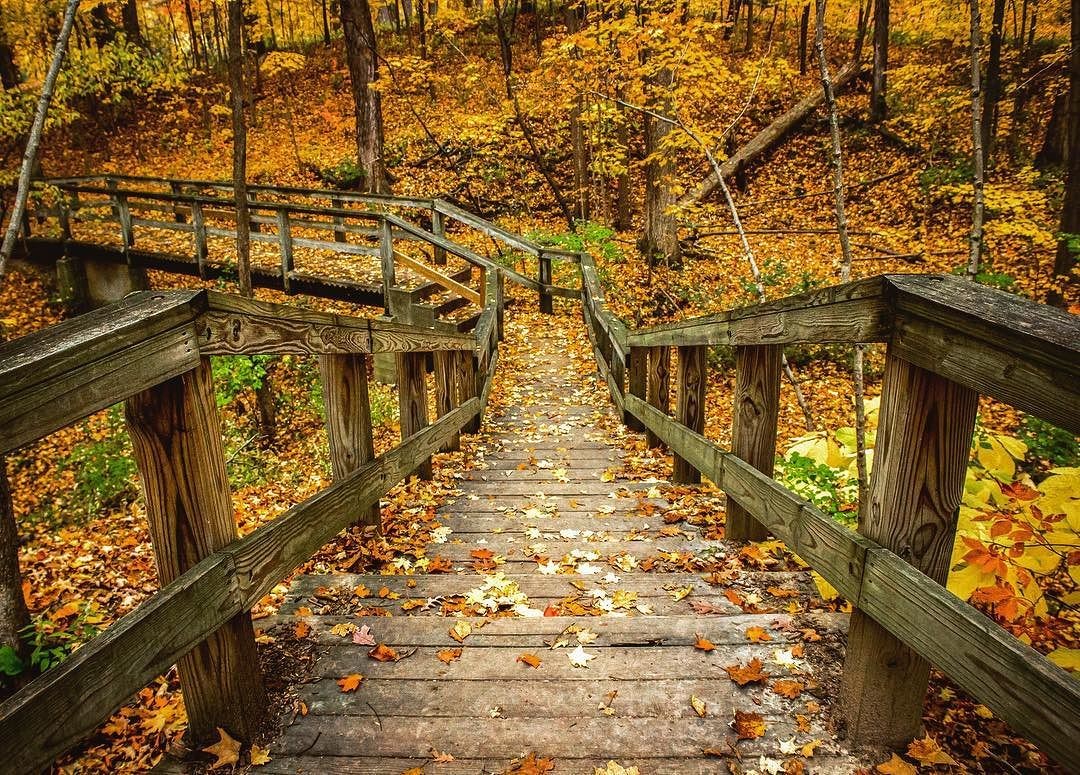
580, 263, 1080, 768
23, 175, 580, 314
0, 282, 504, 773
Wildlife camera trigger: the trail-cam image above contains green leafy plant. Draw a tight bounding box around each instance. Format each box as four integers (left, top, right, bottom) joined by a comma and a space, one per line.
774, 452, 860, 525
1018, 415, 1080, 468
211, 355, 272, 408
317, 158, 366, 190
0, 604, 103, 686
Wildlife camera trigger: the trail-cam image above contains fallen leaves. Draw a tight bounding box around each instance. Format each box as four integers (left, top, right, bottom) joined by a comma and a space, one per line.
337, 673, 363, 693
517, 652, 543, 668
368, 643, 401, 662
724, 657, 769, 686
907, 735, 957, 766
771, 679, 804, 699
690, 694, 707, 717
201, 728, 241, 770
732, 710, 766, 740
249, 745, 272, 766
745, 626, 772, 642
352, 624, 376, 645
693, 634, 716, 652
568, 645, 596, 668
449, 620, 472, 643
875, 753, 917, 775
437, 648, 463, 664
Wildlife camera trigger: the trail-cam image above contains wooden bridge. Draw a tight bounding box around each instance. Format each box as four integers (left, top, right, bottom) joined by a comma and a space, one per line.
0, 175, 1078, 773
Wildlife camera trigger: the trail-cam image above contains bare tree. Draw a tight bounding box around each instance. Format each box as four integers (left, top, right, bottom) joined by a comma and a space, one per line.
815, 0, 868, 515
340, 0, 390, 193
228, 0, 252, 297
967, 0, 985, 280
1049, 0, 1079, 306
0, 0, 79, 277
869, 0, 888, 121
980, 0, 1006, 166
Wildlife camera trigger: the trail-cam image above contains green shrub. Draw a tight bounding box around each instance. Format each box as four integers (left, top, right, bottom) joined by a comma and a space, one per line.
773, 452, 859, 526
0, 604, 102, 686
1018, 415, 1080, 468
211, 355, 272, 408
318, 158, 366, 190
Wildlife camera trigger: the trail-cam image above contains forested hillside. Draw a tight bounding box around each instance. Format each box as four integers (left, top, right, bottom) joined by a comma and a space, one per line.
0, 0, 1077, 772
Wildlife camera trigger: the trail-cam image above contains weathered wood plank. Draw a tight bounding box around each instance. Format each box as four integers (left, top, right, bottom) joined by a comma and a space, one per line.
673, 345, 707, 484
841, 351, 979, 748
397, 351, 432, 480
319, 354, 380, 527
726, 345, 782, 541
124, 359, 266, 743
393, 249, 481, 305
645, 345, 671, 448
433, 350, 460, 452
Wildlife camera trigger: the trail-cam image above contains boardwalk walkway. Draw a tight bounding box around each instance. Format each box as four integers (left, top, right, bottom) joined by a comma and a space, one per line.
253, 308, 868, 774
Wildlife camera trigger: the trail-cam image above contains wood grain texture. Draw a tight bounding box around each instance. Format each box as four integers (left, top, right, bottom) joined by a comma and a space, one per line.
433, 350, 460, 452
397, 351, 432, 480
645, 345, 670, 448
673, 345, 707, 484
319, 354, 380, 527
457, 351, 481, 434
726, 344, 782, 541
625, 347, 647, 432
841, 350, 979, 749
124, 359, 266, 743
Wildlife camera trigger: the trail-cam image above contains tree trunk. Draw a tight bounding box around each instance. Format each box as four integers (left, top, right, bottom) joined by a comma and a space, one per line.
321, 0, 332, 44
228, 0, 252, 298
1049, 0, 1079, 306
0, 16, 19, 90
0, 457, 30, 677
122, 0, 145, 46
798, 3, 809, 75
340, 0, 391, 193
1037, 90, 1068, 169
869, 0, 888, 121
89, 4, 119, 49
641, 65, 681, 268
967, 0, 985, 280
184, 0, 203, 68
980, 0, 1007, 167
0, 0, 79, 276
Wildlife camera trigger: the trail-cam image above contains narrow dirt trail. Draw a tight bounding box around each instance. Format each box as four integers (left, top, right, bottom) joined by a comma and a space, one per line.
246, 302, 870, 774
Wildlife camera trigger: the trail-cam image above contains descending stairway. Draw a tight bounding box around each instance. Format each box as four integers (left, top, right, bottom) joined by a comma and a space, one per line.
255, 310, 869, 774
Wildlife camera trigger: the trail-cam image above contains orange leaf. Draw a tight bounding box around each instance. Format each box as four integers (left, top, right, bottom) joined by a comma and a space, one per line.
437, 648, 462, 663
771, 679, 804, 698
337, 673, 363, 692
732, 709, 766, 739
907, 735, 957, 766
470, 548, 494, 560
693, 635, 716, 652
517, 653, 542, 668
294, 621, 310, 639
875, 754, 916, 775
724, 657, 769, 686
745, 626, 772, 642
368, 643, 400, 662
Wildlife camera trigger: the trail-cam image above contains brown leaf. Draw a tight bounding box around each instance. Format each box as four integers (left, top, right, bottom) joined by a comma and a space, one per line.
906, 735, 957, 766
293, 621, 310, 639
690, 694, 707, 718
771, 679, 804, 698
368, 643, 400, 662
723, 657, 769, 686
337, 673, 363, 692
732, 709, 766, 740
201, 727, 241, 770
437, 648, 463, 663
875, 754, 917, 775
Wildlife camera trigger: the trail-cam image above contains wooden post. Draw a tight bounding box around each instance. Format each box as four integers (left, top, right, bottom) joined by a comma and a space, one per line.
626, 347, 647, 431
495, 268, 505, 341
840, 350, 979, 748
646, 345, 670, 448
397, 351, 432, 479
192, 200, 208, 279
431, 207, 447, 265
457, 350, 480, 434
124, 358, 266, 743
247, 189, 261, 233
433, 350, 460, 452
319, 354, 380, 527
538, 251, 553, 313
331, 196, 347, 243
58, 193, 72, 242
277, 207, 294, 294
673, 345, 707, 484
116, 193, 133, 259
380, 218, 395, 315
478, 265, 488, 309
170, 182, 186, 223
726, 344, 782, 541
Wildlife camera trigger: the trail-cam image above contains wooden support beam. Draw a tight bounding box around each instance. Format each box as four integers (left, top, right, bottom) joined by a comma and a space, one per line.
331, 196, 347, 243
169, 182, 186, 223
538, 252, 553, 313
495, 269, 505, 341
726, 344, 782, 541
397, 351, 432, 479
393, 250, 481, 305
277, 208, 294, 294
457, 350, 481, 434
433, 350, 459, 452
319, 354, 380, 527
625, 347, 647, 432
673, 345, 706, 484
116, 193, 133, 258
191, 200, 208, 278
645, 346, 670, 448
380, 218, 395, 315
431, 207, 446, 265
124, 358, 266, 743
841, 349, 979, 748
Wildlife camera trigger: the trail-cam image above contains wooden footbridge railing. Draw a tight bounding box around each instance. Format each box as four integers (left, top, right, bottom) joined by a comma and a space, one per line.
0, 276, 505, 772
580, 259, 1080, 768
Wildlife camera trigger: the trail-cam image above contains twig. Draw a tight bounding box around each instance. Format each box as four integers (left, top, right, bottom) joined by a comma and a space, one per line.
297, 731, 322, 754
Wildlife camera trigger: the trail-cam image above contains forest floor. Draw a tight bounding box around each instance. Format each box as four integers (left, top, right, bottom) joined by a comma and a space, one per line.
1, 20, 1076, 775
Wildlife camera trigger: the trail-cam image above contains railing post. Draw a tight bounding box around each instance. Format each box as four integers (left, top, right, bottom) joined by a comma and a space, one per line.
277, 207, 294, 294
495, 268, 505, 341
57, 193, 72, 242
116, 193, 133, 259
192, 199, 208, 279
331, 196, 347, 243
397, 351, 433, 479
380, 218, 395, 315
840, 348, 978, 748
248, 189, 261, 233
645, 345, 670, 448
673, 345, 707, 483
726, 344, 782, 541
626, 347, 647, 431
538, 251, 553, 313
433, 350, 460, 452
124, 358, 266, 744
457, 350, 480, 434
478, 264, 488, 309
431, 206, 446, 265
319, 354, 380, 527
169, 182, 186, 223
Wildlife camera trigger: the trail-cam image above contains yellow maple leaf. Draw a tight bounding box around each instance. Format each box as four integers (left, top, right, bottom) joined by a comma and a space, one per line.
250, 745, 272, 765
906, 735, 957, 766
875, 753, 916, 775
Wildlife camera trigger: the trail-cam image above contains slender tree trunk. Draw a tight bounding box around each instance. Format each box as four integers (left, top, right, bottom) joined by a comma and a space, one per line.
798, 3, 809, 76
815, 0, 868, 517
321, 0, 332, 43
1049, 0, 1079, 306
0, 0, 78, 276
184, 0, 203, 68
0, 455, 30, 675
869, 0, 888, 121
980, 0, 1006, 167
228, 0, 253, 298
122, 0, 145, 46
418, 0, 428, 58
0, 15, 20, 90
968, 0, 985, 280
641, 66, 681, 267
340, 0, 391, 193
